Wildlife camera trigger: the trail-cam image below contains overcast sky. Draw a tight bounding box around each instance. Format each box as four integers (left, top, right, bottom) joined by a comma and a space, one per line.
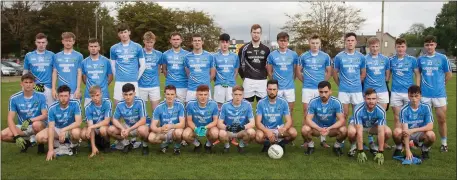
106, 2, 445, 42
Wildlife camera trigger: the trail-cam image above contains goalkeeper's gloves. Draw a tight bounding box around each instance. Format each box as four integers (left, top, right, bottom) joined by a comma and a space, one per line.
374, 151, 384, 165
357, 150, 367, 163
14, 135, 26, 149
233, 123, 245, 133
21, 119, 32, 131
34, 84, 45, 92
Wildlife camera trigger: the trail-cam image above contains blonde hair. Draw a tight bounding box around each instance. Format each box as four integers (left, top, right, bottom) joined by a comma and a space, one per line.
143, 31, 156, 41
89, 85, 101, 95
61, 32, 76, 40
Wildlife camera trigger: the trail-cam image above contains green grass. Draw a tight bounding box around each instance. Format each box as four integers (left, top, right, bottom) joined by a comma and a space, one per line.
1, 75, 456, 179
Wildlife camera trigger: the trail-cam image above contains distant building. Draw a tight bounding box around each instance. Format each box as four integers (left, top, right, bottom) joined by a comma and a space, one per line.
357, 30, 396, 56
407, 47, 447, 57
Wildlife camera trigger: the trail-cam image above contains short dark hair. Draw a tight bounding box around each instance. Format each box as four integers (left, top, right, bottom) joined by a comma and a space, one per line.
424, 35, 437, 43
344, 32, 357, 40
310, 34, 320, 40
395, 38, 407, 45
192, 34, 203, 40
251, 24, 262, 32
219, 33, 230, 41
276, 32, 289, 41
122, 83, 135, 93
57, 85, 71, 94
170, 32, 182, 39
267, 79, 279, 87
408, 85, 421, 95
317, 81, 331, 89
88, 38, 99, 44
21, 73, 35, 82
164, 85, 176, 93
196, 85, 209, 92
35, 33, 47, 40
117, 23, 130, 32
364, 88, 377, 96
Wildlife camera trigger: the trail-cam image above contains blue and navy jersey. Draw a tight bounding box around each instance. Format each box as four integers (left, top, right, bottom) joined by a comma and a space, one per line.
364, 54, 390, 93
84, 98, 112, 124
9, 91, 47, 125
298, 50, 331, 89
186, 100, 218, 127
351, 102, 386, 128
113, 97, 147, 126
48, 100, 81, 128
81, 55, 112, 99
333, 51, 366, 93
390, 55, 418, 93
307, 96, 343, 127
400, 102, 433, 129
23, 50, 55, 88
267, 49, 299, 90
110, 41, 145, 82
184, 51, 215, 91
214, 51, 239, 87
161, 48, 189, 88
53, 50, 83, 94
153, 100, 185, 127
219, 99, 254, 126
256, 97, 290, 129
139, 49, 163, 88
418, 52, 451, 98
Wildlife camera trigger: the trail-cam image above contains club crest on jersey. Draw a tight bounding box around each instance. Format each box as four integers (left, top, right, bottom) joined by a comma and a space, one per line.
260, 50, 265, 55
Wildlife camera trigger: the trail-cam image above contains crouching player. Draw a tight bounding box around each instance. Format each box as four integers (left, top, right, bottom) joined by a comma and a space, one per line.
347, 88, 392, 164
107, 83, 149, 155
393, 85, 435, 160
1, 73, 47, 153
182, 85, 219, 153
255, 79, 297, 152
302, 81, 346, 156
218, 85, 256, 154
80, 85, 112, 157
148, 85, 185, 155
36, 85, 82, 161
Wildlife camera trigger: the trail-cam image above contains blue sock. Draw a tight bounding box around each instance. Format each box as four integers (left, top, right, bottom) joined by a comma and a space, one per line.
174, 143, 181, 149
441, 137, 447, 146
264, 140, 271, 146
368, 135, 374, 143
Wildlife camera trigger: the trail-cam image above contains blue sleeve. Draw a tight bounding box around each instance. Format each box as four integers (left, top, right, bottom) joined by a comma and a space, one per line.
52, 54, 58, 70
184, 55, 189, 68
114, 105, 121, 120
160, 52, 167, 65
211, 102, 218, 116
325, 54, 331, 67
8, 97, 16, 112
282, 101, 290, 116
256, 102, 263, 115
335, 100, 343, 114
234, 54, 240, 68
137, 44, 145, 60
178, 104, 185, 118
247, 105, 254, 119
78, 54, 83, 70
110, 46, 116, 60
139, 100, 146, 118
40, 95, 48, 110
210, 54, 216, 68
267, 54, 273, 65
442, 56, 451, 73
353, 106, 362, 125
293, 52, 299, 65
81, 60, 86, 75
85, 106, 93, 121
152, 106, 161, 121
333, 55, 341, 69
73, 101, 81, 115
416, 57, 422, 70
106, 59, 113, 75
297, 54, 303, 67
307, 101, 315, 115
158, 52, 164, 65
186, 103, 193, 116
219, 105, 226, 121
385, 58, 390, 70
424, 104, 434, 124
48, 108, 55, 123
24, 54, 30, 70
378, 108, 387, 126
104, 100, 112, 118
360, 55, 366, 69
399, 106, 407, 124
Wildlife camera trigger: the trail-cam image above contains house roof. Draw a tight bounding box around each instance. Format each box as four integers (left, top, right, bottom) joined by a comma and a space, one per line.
407, 47, 447, 57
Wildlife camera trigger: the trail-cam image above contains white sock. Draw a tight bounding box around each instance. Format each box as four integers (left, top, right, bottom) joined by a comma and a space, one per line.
441, 137, 447, 146
308, 141, 315, 148
422, 145, 431, 152
396, 144, 403, 150
230, 132, 237, 138
142, 141, 148, 147
350, 143, 356, 151
224, 142, 230, 148
239, 140, 246, 148
320, 135, 326, 142
334, 141, 341, 148
121, 139, 130, 146
205, 141, 212, 147
193, 139, 200, 146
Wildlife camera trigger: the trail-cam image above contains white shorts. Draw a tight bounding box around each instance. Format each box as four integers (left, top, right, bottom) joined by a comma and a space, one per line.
390, 92, 409, 107
43, 86, 55, 106
243, 78, 267, 98
214, 85, 233, 103
338, 92, 363, 105
120, 123, 148, 137
377, 92, 389, 104
421, 97, 447, 108
410, 132, 424, 143
114, 82, 139, 101
278, 89, 295, 102
176, 88, 187, 103
302, 88, 319, 103
186, 90, 212, 102
15, 125, 34, 136
138, 87, 161, 102
265, 125, 284, 142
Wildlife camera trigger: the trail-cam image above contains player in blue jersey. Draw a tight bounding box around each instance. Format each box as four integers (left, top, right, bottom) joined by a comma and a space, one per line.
301, 81, 346, 156
347, 88, 392, 164
184, 34, 216, 102
161, 32, 189, 102
52, 32, 83, 100
389, 38, 421, 129
182, 85, 220, 153
110, 23, 146, 104
392, 85, 435, 160
80, 86, 112, 157
138, 31, 163, 113
107, 83, 150, 155
363, 37, 391, 110
266, 32, 298, 114
1, 73, 47, 153
333, 32, 366, 120
81, 38, 113, 107
23, 33, 55, 106
35, 85, 82, 161
217, 85, 256, 154
418, 35, 452, 152
148, 85, 185, 155
213, 33, 240, 110
255, 79, 297, 153
297, 34, 332, 148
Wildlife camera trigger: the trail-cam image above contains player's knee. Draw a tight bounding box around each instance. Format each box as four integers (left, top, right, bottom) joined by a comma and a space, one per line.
209, 128, 219, 139
247, 129, 256, 139
32, 121, 44, 132
301, 125, 311, 135
384, 127, 392, 138
173, 129, 183, 140
393, 128, 402, 137
138, 126, 149, 137
71, 128, 81, 140
425, 131, 436, 142
99, 126, 108, 137
218, 130, 228, 140
148, 133, 157, 144
339, 126, 347, 134
107, 126, 116, 135
347, 126, 356, 137
288, 127, 298, 138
